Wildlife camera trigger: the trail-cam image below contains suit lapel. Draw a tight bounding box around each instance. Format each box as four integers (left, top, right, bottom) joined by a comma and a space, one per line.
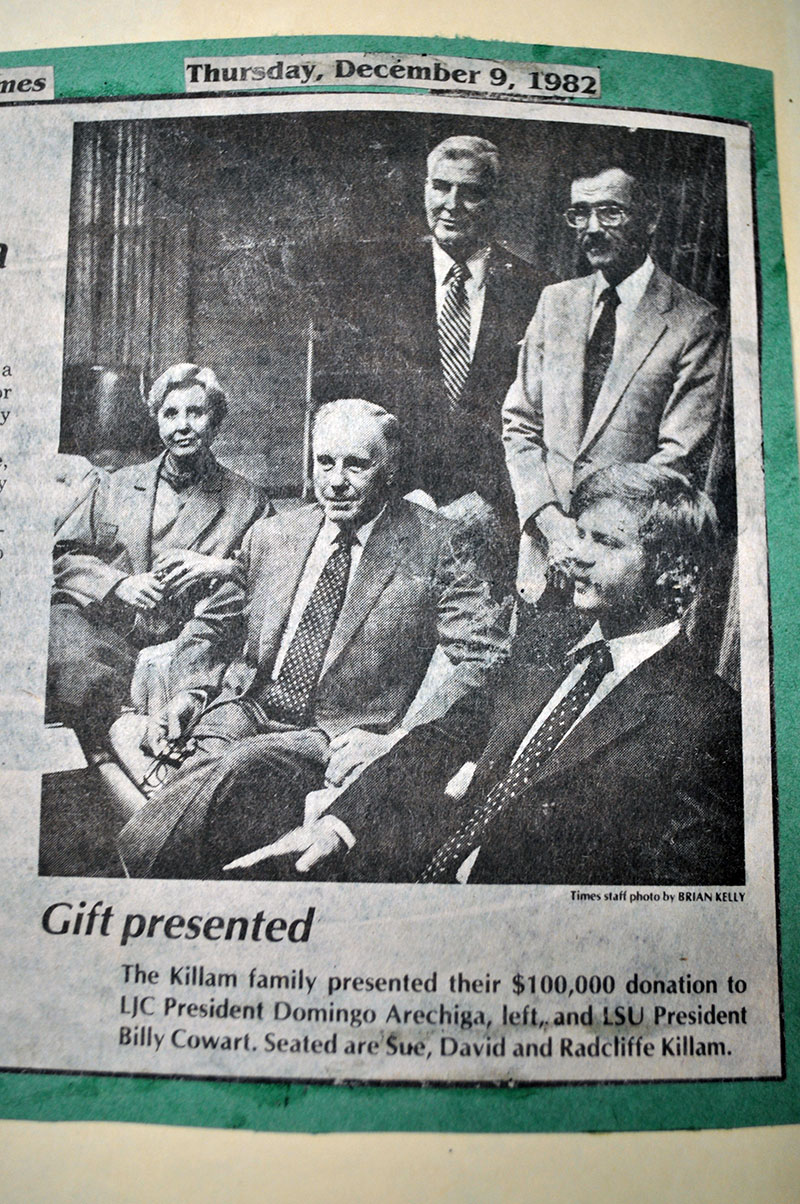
115, 458, 160, 574
558, 278, 595, 458
469, 245, 507, 369
253, 506, 324, 668
477, 633, 685, 796
400, 239, 439, 367
581, 266, 673, 452
165, 459, 226, 550
322, 502, 411, 675
526, 635, 686, 791
419, 241, 440, 364
475, 662, 568, 787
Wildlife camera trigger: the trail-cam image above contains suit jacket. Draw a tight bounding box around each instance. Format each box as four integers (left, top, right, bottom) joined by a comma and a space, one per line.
170, 497, 510, 740
315, 239, 545, 517
53, 452, 269, 643
330, 629, 743, 885
503, 264, 725, 529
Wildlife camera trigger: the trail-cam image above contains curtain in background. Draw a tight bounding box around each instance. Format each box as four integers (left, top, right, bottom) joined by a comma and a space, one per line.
64, 122, 190, 378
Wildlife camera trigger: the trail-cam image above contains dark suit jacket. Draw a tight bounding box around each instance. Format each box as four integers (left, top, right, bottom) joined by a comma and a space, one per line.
170, 497, 510, 740
53, 452, 269, 643
503, 264, 725, 529
333, 630, 743, 886
315, 239, 545, 519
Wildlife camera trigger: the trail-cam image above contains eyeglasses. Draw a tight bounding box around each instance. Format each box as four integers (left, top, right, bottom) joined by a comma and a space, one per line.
563, 203, 631, 229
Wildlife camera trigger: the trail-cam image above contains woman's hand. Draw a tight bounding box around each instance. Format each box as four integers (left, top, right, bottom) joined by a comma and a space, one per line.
113, 572, 165, 611
152, 549, 235, 592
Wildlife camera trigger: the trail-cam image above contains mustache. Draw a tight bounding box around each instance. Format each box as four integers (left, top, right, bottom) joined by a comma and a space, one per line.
581, 232, 613, 251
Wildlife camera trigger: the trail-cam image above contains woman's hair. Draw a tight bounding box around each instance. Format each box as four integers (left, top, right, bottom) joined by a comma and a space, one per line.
146, 363, 227, 427
572, 462, 720, 619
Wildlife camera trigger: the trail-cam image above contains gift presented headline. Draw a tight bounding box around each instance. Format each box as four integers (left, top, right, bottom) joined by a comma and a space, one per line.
41, 899, 317, 946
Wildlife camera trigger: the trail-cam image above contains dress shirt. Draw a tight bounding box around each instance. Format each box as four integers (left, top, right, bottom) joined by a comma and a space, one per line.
455, 616, 680, 883
271, 508, 385, 680
512, 617, 680, 763
588, 254, 655, 358
432, 240, 491, 361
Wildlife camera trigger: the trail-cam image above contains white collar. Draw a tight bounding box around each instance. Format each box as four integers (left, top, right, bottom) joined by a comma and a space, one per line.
432, 239, 492, 290
573, 616, 681, 676
595, 254, 655, 310
321, 505, 386, 549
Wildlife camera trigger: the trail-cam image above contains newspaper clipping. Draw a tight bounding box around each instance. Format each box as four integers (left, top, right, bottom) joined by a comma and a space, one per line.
0, 80, 781, 1088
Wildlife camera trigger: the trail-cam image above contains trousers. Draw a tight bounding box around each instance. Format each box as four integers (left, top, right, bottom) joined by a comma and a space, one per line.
116, 699, 330, 879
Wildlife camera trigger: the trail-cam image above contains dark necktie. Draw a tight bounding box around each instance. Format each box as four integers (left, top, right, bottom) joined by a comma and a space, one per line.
417, 641, 614, 883
258, 526, 356, 726
583, 286, 620, 432
438, 262, 471, 407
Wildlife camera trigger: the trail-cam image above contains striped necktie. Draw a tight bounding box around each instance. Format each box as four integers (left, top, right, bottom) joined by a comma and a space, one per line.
438, 262, 471, 406
417, 641, 614, 883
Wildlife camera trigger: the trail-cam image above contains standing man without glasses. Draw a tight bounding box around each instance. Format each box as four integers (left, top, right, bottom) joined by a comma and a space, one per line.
319, 135, 545, 594
503, 164, 725, 604
116, 398, 509, 879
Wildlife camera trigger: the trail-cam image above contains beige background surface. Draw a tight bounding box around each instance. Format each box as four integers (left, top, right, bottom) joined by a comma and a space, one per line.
1, 1, 798, 1200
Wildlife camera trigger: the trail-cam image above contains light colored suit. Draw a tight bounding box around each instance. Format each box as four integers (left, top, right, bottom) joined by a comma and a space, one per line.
47, 453, 268, 730
503, 264, 724, 529
54, 452, 267, 626
170, 496, 510, 738
116, 497, 510, 877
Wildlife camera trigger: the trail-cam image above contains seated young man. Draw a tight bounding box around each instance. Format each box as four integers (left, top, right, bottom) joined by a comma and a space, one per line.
253, 462, 744, 886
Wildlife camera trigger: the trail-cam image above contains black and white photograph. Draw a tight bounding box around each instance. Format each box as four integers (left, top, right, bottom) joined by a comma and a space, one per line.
42, 105, 743, 887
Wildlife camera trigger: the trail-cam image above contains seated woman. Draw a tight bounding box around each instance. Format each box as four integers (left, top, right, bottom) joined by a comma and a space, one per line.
47, 362, 270, 751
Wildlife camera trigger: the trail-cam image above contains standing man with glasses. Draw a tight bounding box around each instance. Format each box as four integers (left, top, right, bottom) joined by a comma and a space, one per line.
503, 165, 725, 605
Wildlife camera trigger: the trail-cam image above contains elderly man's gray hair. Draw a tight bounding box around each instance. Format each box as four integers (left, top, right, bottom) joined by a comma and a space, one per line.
313, 399, 402, 466
426, 136, 501, 185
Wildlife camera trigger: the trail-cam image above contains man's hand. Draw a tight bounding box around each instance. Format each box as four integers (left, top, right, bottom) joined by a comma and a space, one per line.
142, 689, 204, 760
534, 505, 579, 571
152, 549, 235, 593
325, 726, 407, 789
223, 816, 346, 875
113, 572, 165, 611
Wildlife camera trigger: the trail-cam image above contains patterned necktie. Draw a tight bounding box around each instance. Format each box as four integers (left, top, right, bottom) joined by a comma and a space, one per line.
583, 285, 620, 431
417, 641, 614, 883
438, 262, 471, 407
258, 526, 356, 726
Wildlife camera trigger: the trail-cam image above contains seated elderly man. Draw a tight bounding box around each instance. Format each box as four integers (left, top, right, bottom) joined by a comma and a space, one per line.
116, 398, 510, 879
255, 462, 744, 886
47, 363, 269, 750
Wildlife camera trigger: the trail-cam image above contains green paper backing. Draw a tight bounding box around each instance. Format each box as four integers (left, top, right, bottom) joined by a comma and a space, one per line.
0, 33, 797, 1133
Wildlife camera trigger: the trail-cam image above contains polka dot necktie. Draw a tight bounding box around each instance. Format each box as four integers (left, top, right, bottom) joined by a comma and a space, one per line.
417, 641, 614, 883
583, 285, 620, 431
438, 262, 472, 407
259, 526, 356, 726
